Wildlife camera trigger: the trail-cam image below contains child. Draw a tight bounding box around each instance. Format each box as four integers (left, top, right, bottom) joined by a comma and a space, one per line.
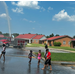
42, 49, 52, 70
0, 44, 6, 61
28, 50, 33, 64
37, 50, 41, 65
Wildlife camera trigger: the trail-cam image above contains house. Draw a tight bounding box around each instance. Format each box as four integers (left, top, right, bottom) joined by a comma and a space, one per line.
15, 34, 36, 43
32, 35, 46, 44
15, 34, 46, 45
43, 35, 73, 47
70, 39, 75, 48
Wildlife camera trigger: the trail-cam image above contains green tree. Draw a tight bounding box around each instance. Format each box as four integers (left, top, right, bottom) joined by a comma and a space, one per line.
28, 33, 31, 34
50, 33, 54, 37
55, 34, 59, 36
73, 36, 75, 38
3, 33, 9, 37
0, 31, 2, 34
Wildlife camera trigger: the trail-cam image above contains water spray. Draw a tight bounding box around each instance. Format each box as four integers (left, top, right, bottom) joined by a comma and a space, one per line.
3, 1, 11, 37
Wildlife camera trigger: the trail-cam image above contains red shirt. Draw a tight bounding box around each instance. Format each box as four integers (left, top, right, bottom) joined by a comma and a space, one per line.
47, 52, 51, 59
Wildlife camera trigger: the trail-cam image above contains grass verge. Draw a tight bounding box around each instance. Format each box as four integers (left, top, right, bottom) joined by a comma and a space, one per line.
35, 52, 75, 62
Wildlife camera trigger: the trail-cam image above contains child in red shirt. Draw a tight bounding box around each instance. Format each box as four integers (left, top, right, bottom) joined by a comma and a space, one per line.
42, 49, 52, 70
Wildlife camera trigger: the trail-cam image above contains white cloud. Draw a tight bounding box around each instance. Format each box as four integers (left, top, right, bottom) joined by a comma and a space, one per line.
23, 18, 28, 21
48, 7, 53, 10
11, 1, 40, 9
23, 18, 35, 23
0, 13, 6, 17
12, 7, 24, 14
52, 9, 75, 22
41, 7, 45, 11
47, 6, 53, 12
0, 13, 11, 20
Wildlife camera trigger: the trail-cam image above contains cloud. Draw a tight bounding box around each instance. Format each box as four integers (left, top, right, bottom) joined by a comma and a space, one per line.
47, 6, 53, 12
0, 13, 7, 17
23, 18, 35, 23
12, 7, 24, 14
52, 9, 75, 22
23, 18, 28, 21
48, 7, 53, 10
41, 7, 45, 11
0, 13, 11, 20
11, 1, 40, 9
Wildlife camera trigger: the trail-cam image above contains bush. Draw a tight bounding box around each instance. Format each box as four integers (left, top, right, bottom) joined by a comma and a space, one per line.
54, 42, 61, 46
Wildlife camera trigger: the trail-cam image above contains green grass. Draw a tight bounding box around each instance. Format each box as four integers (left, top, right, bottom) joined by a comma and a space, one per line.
26, 43, 45, 47
49, 46, 75, 51
26, 43, 75, 51
35, 52, 75, 61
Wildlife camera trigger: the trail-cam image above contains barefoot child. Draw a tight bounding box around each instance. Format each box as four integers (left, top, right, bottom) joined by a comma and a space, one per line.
28, 50, 33, 64
37, 50, 41, 65
42, 49, 52, 70
0, 44, 6, 61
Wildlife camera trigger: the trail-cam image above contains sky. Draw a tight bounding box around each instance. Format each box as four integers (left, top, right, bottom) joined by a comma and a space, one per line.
0, 1, 75, 37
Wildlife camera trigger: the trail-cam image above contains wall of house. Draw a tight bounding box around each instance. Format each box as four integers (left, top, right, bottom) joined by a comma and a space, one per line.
32, 39, 39, 44
47, 37, 72, 47
40, 36, 46, 40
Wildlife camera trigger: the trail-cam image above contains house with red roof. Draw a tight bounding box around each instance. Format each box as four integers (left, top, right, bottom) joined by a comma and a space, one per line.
32, 35, 46, 44
15, 34, 36, 44
15, 34, 46, 45
70, 39, 75, 48
43, 35, 73, 47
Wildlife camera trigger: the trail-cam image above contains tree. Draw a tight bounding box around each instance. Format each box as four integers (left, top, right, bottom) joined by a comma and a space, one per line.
50, 33, 54, 37
55, 34, 59, 36
46, 36, 50, 38
28, 33, 31, 34
3, 33, 9, 37
0, 31, 2, 34
73, 36, 75, 38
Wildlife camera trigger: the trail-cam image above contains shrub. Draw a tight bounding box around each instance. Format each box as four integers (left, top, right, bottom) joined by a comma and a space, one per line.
54, 42, 61, 46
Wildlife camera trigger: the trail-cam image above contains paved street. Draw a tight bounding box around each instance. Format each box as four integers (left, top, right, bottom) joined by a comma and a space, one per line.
25, 47, 70, 53
0, 47, 75, 74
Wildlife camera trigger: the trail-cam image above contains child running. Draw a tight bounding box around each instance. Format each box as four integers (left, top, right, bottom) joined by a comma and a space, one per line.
28, 50, 33, 64
37, 50, 41, 65
0, 44, 6, 61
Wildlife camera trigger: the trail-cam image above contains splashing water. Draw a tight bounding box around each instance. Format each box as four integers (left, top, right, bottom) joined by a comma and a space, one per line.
3, 1, 11, 37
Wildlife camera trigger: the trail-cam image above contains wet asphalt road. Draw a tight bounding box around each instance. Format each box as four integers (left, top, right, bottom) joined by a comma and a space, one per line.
0, 47, 75, 74
25, 47, 70, 53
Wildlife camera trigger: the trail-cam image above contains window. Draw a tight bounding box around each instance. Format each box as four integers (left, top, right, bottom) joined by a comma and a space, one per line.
68, 41, 70, 45
63, 41, 66, 45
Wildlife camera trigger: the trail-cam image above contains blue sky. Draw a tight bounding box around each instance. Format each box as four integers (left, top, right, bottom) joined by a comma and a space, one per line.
0, 1, 75, 37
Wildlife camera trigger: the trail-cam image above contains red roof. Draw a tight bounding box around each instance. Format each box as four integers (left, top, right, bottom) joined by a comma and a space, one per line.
71, 39, 75, 41
0, 35, 4, 38
44, 35, 72, 41
15, 34, 36, 39
33, 35, 44, 39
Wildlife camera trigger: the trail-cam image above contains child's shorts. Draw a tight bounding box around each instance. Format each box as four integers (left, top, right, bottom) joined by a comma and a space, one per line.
45, 59, 51, 65
2, 52, 5, 55
38, 57, 41, 60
